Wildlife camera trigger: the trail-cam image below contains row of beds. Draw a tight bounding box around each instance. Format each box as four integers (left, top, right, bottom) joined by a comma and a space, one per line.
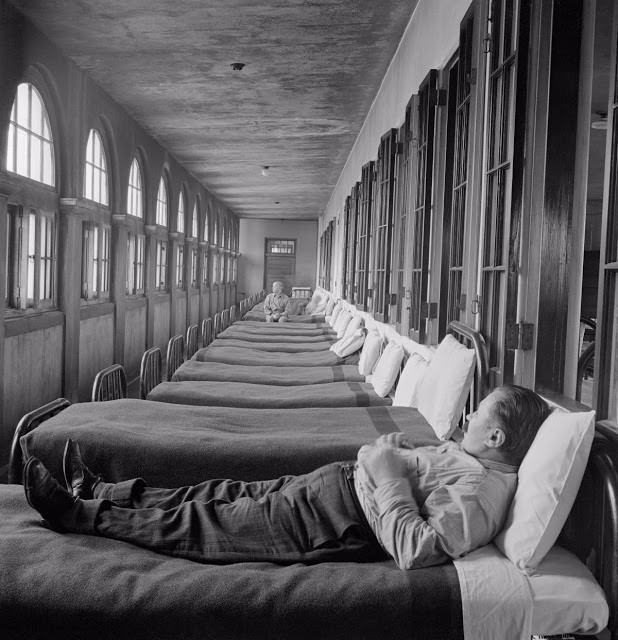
2, 291, 618, 640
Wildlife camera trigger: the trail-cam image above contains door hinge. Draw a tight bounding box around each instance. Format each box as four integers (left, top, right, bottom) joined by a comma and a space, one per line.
421, 301, 438, 320
505, 322, 534, 351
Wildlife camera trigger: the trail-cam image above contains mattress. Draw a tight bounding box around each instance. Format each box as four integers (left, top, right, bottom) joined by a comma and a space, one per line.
147, 380, 392, 409
193, 345, 360, 367
217, 327, 337, 342
242, 310, 327, 323
0, 485, 463, 640
171, 361, 366, 385
21, 400, 437, 486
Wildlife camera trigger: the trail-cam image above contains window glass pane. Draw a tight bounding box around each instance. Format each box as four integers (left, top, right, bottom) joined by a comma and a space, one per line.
42, 142, 54, 186
27, 213, 35, 302
128, 159, 143, 217
16, 127, 28, 176
156, 178, 168, 226
17, 83, 29, 126
6, 123, 15, 172
178, 192, 185, 233
30, 89, 43, 136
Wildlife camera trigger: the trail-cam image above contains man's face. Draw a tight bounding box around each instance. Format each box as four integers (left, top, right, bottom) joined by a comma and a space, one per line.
272, 282, 283, 294
461, 392, 501, 457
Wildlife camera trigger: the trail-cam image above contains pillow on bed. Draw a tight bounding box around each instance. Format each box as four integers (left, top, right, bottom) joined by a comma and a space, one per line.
304, 291, 321, 314
416, 334, 476, 440
335, 312, 353, 338
324, 297, 336, 317
330, 329, 366, 358
333, 310, 349, 333
494, 408, 595, 574
371, 341, 405, 397
392, 353, 429, 407
358, 332, 383, 376
329, 303, 343, 326
343, 315, 363, 338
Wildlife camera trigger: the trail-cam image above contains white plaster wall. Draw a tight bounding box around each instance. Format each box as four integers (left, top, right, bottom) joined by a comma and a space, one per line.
322, 0, 472, 224
238, 219, 318, 298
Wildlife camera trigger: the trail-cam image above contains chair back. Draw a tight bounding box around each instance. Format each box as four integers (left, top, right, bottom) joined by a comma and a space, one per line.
166, 334, 186, 380
92, 364, 127, 402
139, 347, 162, 398
9, 398, 71, 484
186, 324, 199, 359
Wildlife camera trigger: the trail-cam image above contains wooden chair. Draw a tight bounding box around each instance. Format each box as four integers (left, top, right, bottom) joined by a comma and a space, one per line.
8, 397, 72, 484
213, 312, 223, 338
186, 324, 199, 359
166, 334, 185, 380
201, 317, 213, 347
139, 347, 162, 399
92, 364, 127, 402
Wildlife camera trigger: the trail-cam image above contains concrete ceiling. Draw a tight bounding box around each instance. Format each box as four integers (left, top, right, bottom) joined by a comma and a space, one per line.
10, 0, 418, 220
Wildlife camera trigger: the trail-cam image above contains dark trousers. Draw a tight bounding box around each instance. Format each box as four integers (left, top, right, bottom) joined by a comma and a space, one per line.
90, 462, 386, 564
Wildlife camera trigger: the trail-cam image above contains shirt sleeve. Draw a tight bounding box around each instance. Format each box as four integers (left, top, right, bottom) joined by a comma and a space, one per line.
264, 295, 273, 316
371, 477, 501, 570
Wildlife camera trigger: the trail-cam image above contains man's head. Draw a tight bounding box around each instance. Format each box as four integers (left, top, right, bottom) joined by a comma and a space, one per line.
462, 385, 551, 466
272, 281, 284, 294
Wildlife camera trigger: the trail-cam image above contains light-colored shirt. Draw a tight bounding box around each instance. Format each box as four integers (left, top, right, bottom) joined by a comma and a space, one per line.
354, 441, 517, 569
264, 292, 289, 317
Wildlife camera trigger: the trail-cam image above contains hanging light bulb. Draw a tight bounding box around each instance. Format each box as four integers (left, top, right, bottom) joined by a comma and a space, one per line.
261, 166, 270, 177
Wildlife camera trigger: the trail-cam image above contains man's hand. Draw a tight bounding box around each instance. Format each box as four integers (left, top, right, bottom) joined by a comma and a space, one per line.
358, 444, 407, 485
374, 432, 412, 449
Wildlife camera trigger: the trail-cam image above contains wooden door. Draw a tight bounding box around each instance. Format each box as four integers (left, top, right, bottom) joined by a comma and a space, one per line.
264, 238, 296, 294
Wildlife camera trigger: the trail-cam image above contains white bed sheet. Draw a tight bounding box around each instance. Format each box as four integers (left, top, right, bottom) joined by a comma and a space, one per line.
454, 543, 608, 640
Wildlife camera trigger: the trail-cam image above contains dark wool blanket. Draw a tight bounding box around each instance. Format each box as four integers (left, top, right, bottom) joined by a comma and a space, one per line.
21, 400, 437, 485
217, 327, 337, 342
208, 338, 335, 352
193, 345, 359, 367
147, 381, 392, 409
239, 316, 329, 326
0, 485, 462, 640
172, 361, 366, 385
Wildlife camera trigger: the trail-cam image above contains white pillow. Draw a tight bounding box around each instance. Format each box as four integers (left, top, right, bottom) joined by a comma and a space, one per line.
324, 297, 336, 316
331, 329, 366, 358
392, 353, 429, 407
343, 315, 363, 338
416, 334, 476, 440
371, 341, 405, 397
529, 545, 609, 636
304, 292, 321, 314
333, 310, 350, 333
358, 332, 383, 376
335, 312, 353, 338
329, 303, 343, 327
494, 408, 595, 574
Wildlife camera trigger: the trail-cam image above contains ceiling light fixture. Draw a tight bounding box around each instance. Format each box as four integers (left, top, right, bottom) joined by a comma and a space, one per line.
261, 166, 270, 177
231, 62, 245, 71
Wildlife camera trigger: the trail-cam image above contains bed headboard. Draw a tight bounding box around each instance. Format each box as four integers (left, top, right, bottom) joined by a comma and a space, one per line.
559, 420, 618, 640
446, 320, 489, 413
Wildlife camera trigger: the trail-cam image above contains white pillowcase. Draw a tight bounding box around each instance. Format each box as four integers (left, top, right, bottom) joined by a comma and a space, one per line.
335, 312, 353, 338
329, 304, 343, 326
330, 329, 366, 358
343, 315, 363, 338
371, 341, 405, 397
494, 408, 595, 574
358, 332, 383, 376
333, 310, 350, 334
392, 353, 429, 407
324, 297, 336, 316
416, 334, 476, 440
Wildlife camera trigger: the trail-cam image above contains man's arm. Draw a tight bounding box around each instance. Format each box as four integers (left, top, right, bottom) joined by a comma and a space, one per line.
358, 446, 500, 569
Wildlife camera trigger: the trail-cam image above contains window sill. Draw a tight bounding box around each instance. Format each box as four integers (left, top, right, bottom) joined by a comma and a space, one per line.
80, 301, 114, 321
4, 309, 64, 337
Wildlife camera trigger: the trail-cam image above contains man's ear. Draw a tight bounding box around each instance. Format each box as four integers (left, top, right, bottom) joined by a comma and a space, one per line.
485, 428, 506, 449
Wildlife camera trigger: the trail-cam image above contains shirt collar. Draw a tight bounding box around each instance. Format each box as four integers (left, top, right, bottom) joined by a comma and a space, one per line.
476, 457, 518, 474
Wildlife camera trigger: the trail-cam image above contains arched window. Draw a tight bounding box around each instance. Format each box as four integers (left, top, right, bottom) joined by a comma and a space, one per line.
156, 177, 168, 227
6, 82, 55, 186
192, 202, 199, 238
127, 157, 143, 218
177, 190, 185, 233
83, 129, 108, 205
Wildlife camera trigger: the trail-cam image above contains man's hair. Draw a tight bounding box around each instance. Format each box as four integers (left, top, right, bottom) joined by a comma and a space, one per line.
489, 385, 552, 465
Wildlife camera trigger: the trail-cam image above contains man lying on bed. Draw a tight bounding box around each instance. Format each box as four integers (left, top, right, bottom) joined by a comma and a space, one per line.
23, 385, 550, 570
263, 280, 289, 323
